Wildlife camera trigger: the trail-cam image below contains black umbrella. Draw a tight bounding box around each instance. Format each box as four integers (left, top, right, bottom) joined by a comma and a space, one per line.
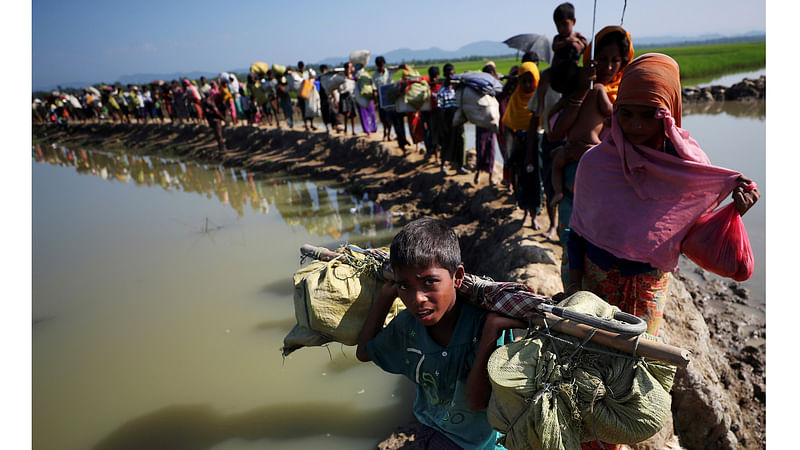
503, 33, 552, 64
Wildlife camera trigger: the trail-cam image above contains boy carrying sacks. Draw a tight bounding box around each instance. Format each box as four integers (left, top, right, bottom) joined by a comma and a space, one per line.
356, 218, 523, 450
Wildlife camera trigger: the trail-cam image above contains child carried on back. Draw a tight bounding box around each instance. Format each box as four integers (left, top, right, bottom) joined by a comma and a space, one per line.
551, 2, 589, 57
357, 218, 523, 449
549, 27, 633, 206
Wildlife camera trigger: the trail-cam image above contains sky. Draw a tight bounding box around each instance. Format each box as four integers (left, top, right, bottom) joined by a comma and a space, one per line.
30, 0, 766, 91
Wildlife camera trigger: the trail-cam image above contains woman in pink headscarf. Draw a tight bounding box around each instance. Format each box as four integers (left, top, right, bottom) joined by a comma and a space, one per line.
184, 79, 203, 122
564, 53, 760, 337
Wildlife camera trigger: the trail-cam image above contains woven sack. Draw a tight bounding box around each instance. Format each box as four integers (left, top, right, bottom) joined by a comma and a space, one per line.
282, 247, 405, 355
487, 291, 676, 449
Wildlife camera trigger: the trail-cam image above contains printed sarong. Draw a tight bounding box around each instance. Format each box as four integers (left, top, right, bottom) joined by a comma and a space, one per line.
582, 255, 669, 336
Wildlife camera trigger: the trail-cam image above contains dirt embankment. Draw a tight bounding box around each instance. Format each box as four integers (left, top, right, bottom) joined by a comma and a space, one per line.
33, 121, 765, 449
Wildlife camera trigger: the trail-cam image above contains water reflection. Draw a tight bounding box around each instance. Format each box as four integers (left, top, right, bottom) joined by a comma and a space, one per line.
32, 143, 397, 243
683, 99, 765, 120
92, 400, 413, 450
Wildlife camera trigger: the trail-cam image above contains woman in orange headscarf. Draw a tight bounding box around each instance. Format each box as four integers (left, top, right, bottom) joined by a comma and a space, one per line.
582, 25, 635, 103
501, 61, 541, 227
568, 53, 760, 334
570, 51, 761, 450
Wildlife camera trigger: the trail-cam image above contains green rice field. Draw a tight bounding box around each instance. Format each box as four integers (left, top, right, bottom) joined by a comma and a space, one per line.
395, 41, 765, 86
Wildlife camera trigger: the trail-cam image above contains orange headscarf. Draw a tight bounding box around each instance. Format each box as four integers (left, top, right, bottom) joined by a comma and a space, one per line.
615, 53, 683, 127
501, 61, 539, 132
583, 26, 634, 103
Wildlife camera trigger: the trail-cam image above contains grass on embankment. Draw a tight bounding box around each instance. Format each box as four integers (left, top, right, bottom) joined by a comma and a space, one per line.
394, 41, 765, 86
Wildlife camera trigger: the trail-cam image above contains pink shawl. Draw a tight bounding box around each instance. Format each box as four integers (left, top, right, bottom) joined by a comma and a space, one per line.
569, 54, 742, 272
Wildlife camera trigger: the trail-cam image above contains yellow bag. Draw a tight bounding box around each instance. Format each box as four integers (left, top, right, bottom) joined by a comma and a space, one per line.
299, 79, 314, 100
250, 61, 270, 76
272, 64, 287, 77
282, 247, 405, 355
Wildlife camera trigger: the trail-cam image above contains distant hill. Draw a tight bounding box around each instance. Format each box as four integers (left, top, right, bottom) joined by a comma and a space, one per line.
33, 32, 765, 93
315, 40, 515, 67
117, 70, 221, 86
316, 32, 766, 67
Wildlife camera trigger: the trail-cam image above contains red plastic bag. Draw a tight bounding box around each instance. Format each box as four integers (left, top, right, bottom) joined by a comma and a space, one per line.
681, 202, 754, 281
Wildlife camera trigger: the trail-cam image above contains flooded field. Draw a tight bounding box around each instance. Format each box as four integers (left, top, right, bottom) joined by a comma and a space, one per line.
32, 146, 411, 450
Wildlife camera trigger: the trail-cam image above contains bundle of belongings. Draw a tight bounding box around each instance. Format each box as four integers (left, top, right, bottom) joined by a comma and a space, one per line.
349, 49, 371, 67
250, 61, 270, 76
377, 68, 431, 113
319, 70, 346, 94
272, 64, 287, 78
283, 246, 676, 449
286, 71, 304, 93
282, 246, 403, 356
487, 291, 677, 450
451, 71, 503, 133
354, 70, 375, 108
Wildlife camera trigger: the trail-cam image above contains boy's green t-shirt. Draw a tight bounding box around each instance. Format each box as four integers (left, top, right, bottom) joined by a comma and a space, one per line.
366, 302, 508, 450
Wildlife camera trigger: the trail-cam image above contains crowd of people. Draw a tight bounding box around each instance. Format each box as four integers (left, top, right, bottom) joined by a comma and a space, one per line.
35, 3, 762, 448
353, 2, 761, 448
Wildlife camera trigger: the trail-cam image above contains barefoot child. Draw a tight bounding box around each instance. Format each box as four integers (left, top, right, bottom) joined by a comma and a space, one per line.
357, 218, 522, 449
549, 27, 633, 207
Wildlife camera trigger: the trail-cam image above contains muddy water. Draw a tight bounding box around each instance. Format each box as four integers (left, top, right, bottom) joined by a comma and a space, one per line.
678, 100, 766, 312
32, 146, 411, 450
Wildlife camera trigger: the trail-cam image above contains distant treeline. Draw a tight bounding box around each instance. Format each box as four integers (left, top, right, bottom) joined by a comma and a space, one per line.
636, 34, 766, 50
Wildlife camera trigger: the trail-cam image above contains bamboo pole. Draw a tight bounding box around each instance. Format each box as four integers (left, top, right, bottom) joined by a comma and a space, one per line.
299, 244, 691, 368
533, 312, 691, 368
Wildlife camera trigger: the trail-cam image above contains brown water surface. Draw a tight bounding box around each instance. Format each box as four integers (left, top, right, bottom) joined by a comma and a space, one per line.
32, 146, 411, 450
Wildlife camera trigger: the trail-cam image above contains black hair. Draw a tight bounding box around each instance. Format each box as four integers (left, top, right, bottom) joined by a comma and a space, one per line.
522, 51, 540, 64
596, 30, 631, 67
553, 2, 576, 22
320, 64, 328, 71
428, 66, 440, 79
390, 218, 461, 275
375, 56, 386, 66
297, 61, 304, 69
549, 45, 581, 94
443, 63, 454, 76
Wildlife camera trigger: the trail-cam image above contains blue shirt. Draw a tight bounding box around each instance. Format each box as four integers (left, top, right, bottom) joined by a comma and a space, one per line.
437, 85, 458, 109
367, 302, 508, 450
